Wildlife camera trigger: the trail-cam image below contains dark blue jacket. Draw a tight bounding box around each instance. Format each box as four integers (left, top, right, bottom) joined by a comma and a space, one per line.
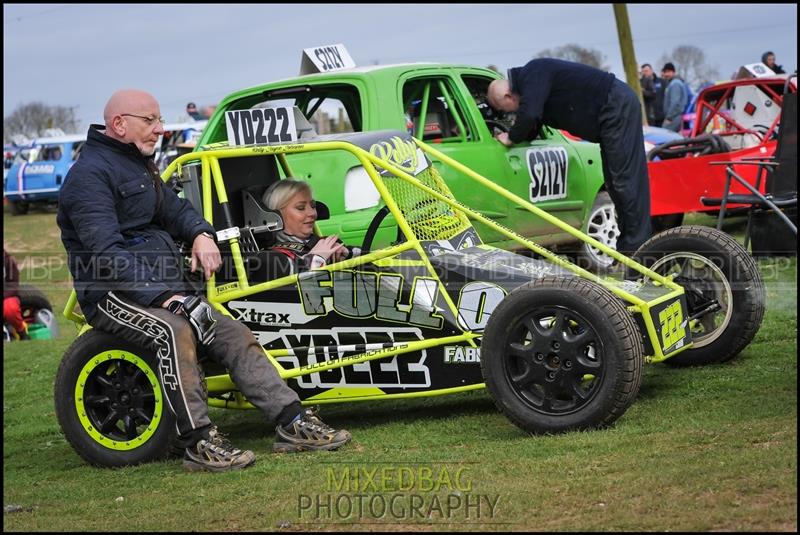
57, 125, 214, 321
508, 58, 615, 143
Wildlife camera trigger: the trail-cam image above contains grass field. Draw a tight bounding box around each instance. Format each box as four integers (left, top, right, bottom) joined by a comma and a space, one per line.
3, 204, 797, 531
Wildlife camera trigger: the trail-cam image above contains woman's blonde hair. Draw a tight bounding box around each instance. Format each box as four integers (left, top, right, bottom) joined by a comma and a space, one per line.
262, 178, 312, 211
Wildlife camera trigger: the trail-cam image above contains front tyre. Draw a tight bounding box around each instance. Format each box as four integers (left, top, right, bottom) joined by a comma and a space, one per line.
632, 225, 765, 366
579, 192, 618, 272
54, 330, 175, 467
481, 276, 643, 434
10, 200, 29, 215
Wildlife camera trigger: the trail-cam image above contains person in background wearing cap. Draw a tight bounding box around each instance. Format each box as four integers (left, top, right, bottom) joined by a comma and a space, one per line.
486, 57, 652, 258
660, 62, 688, 133
186, 102, 203, 120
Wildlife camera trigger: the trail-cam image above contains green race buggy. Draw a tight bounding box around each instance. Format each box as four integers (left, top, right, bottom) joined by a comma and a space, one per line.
54, 122, 765, 467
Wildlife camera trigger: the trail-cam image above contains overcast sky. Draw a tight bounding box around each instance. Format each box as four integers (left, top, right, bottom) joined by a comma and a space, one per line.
3, 3, 797, 132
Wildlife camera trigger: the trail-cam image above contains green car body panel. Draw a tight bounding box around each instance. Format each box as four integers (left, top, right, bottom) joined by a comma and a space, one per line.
196, 63, 606, 253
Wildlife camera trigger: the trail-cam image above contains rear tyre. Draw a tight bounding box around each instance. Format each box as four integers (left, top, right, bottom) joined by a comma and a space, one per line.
632, 225, 765, 366
10, 200, 29, 215
651, 213, 684, 233
54, 330, 175, 467
481, 276, 643, 434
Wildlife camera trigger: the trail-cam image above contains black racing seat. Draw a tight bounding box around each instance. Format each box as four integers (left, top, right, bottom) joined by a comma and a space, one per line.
237, 187, 333, 283
412, 98, 455, 141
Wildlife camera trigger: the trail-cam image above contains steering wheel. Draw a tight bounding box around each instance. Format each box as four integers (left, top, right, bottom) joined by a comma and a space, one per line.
485, 119, 510, 134
751, 124, 780, 141
361, 205, 405, 252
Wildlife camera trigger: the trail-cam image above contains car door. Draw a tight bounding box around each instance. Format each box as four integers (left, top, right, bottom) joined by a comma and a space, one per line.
400, 72, 514, 245
503, 128, 592, 236
20, 143, 62, 196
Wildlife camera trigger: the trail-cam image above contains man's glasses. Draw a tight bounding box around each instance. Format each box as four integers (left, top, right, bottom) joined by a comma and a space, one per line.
121, 113, 165, 126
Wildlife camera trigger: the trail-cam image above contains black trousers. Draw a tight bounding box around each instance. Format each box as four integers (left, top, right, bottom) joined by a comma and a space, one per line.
90, 292, 301, 444
597, 79, 653, 255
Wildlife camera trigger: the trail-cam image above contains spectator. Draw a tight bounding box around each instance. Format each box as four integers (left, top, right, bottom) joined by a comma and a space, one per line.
640, 63, 664, 127
487, 58, 652, 257
761, 51, 786, 74
3, 248, 29, 340
186, 102, 202, 120
58, 88, 351, 472
660, 63, 689, 133
186, 102, 215, 121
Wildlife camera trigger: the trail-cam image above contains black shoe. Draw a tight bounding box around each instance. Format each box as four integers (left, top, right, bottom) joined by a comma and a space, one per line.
273, 407, 351, 453
183, 426, 256, 472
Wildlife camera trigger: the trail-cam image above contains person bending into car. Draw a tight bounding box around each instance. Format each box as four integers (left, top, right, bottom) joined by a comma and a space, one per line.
57, 89, 350, 473
487, 58, 652, 258
257, 179, 360, 278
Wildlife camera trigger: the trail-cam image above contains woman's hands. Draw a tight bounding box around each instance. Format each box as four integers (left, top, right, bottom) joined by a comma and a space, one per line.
309, 235, 348, 263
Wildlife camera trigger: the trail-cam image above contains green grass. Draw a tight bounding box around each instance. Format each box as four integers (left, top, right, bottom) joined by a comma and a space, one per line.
3, 206, 797, 531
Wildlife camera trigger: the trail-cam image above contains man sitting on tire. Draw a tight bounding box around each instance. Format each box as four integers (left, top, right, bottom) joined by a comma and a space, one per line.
57, 89, 351, 472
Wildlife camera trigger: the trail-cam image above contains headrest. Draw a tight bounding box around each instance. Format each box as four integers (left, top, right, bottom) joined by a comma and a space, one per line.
242, 188, 283, 232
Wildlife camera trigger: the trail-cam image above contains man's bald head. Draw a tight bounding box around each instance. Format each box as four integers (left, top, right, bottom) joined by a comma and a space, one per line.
487, 79, 519, 113
102, 89, 164, 156
103, 89, 158, 126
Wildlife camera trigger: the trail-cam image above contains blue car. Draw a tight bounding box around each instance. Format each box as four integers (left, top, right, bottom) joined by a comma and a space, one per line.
3, 133, 86, 215
3, 122, 209, 215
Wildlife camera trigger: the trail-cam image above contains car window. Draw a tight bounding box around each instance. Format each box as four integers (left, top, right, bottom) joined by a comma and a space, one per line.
250, 83, 361, 135
12, 149, 33, 165
34, 145, 62, 162
71, 141, 85, 161
402, 77, 473, 143
343, 165, 381, 211
462, 74, 514, 135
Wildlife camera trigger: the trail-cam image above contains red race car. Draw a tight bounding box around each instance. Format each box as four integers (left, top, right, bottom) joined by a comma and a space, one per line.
647, 72, 796, 224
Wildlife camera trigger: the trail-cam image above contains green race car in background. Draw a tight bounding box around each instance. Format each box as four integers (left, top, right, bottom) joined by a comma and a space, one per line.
196, 54, 617, 270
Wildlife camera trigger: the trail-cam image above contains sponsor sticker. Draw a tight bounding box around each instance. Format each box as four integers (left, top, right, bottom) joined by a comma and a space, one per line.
526, 147, 568, 202
23, 164, 56, 175
443, 346, 481, 364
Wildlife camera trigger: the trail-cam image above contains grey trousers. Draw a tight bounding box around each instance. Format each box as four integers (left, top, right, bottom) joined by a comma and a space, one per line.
90, 291, 301, 441
597, 79, 653, 255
